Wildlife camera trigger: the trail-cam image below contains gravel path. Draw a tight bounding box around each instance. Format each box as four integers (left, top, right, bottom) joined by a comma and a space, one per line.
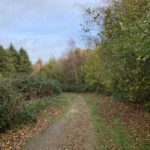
25, 97, 94, 150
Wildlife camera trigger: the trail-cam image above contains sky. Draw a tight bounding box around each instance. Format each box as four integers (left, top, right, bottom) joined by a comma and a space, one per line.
0, 0, 108, 63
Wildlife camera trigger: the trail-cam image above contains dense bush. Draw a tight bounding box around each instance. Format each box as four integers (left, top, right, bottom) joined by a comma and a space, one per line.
12, 75, 62, 100
61, 83, 110, 94
0, 75, 62, 132
61, 84, 93, 92
0, 78, 22, 132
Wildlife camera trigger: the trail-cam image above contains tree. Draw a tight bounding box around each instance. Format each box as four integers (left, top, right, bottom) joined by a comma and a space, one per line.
0, 45, 7, 75
7, 43, 19, 73
0, 45, 14, 76
40, 48, 91, 84
18, 47, 32, 74
83, 45, 113, 89
82, 0, 150, 102
67, 38, 79, 84
32, 59, 43, 75
40, 58, 64, 81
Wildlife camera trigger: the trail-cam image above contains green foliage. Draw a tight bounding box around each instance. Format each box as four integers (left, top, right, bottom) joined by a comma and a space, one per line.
40, 48, 91, 84
136, 144, 150, 150
61, 84, 94, 93
0, 45, 15, 75
102, 0, 150, 103
85, 95, 132, 150
0, 43, 63, 132
23, 95, 66, 123
18, 48, 32, 74
0, 77, 22, 132
8, 43, 20, 73
83, 0, 150, 104
61, 83, 109, 94
0, 75, 62, 132
0, 43, 32, 76
0, 43, 33, 131
40, 58, 64, 82
83, 48, 112, 88
11, 75, 62, 100
0, 45, 7, 74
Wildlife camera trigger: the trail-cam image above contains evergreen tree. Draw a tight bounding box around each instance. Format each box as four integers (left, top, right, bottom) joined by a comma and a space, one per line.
18, 47, 32, 74
8, 43, 19, 72
0, 45, 6, 75
0, 45, 15, 76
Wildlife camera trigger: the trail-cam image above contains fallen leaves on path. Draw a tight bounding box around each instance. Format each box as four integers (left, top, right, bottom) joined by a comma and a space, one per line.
0, 107, 62, 150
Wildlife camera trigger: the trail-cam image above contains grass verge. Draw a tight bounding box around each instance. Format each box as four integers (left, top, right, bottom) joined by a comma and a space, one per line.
83, 93, 150, 150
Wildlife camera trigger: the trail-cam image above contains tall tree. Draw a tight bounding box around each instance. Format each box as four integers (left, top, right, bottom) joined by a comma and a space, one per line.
0, 46, 15, 76
0, 45, 6, 75
18, 47, 32, 74
67, 39, 79, 84
8, 43, 19, 72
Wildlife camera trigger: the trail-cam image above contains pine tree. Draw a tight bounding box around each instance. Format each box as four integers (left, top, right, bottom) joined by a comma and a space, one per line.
18, 47, 32, 74
8, 43, 19, 73
0, 45, 6, 75
0, 45, 16, 76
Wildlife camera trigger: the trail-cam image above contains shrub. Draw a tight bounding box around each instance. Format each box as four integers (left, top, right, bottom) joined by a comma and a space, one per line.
0, 78, 21, 132
61, 83, 110, 95
0, 75, 62, 132
61, 84, 91, 92
11, 75, 62, 100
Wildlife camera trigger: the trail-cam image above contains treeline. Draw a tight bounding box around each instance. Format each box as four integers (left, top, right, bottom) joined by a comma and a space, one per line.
40, 48, 91, 84
33, 48, 98, 92
83, 0, 150, 104
35, 0, 150, 106
0, 44, 61, 132
33, 47, 107, 93
0, 44, 31, 76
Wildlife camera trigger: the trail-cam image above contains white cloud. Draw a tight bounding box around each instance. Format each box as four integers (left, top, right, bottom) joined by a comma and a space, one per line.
0, 0, 107, 62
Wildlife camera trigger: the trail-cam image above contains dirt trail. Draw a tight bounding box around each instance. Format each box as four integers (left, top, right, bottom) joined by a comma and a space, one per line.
25, 97, 94, 150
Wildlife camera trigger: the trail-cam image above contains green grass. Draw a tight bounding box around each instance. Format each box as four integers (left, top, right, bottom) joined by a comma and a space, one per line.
11, 93, 75, 130
110, 118, 132, 150
23, 95, 64, 122
83, 94, 132, 150
23, 93, 75, 124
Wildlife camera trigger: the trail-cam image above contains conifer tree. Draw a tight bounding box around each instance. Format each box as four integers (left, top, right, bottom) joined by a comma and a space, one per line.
0, 45, 16, 76
8, 43, 19, 72
0, 45, 6, 74
18, 47, 32, 74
